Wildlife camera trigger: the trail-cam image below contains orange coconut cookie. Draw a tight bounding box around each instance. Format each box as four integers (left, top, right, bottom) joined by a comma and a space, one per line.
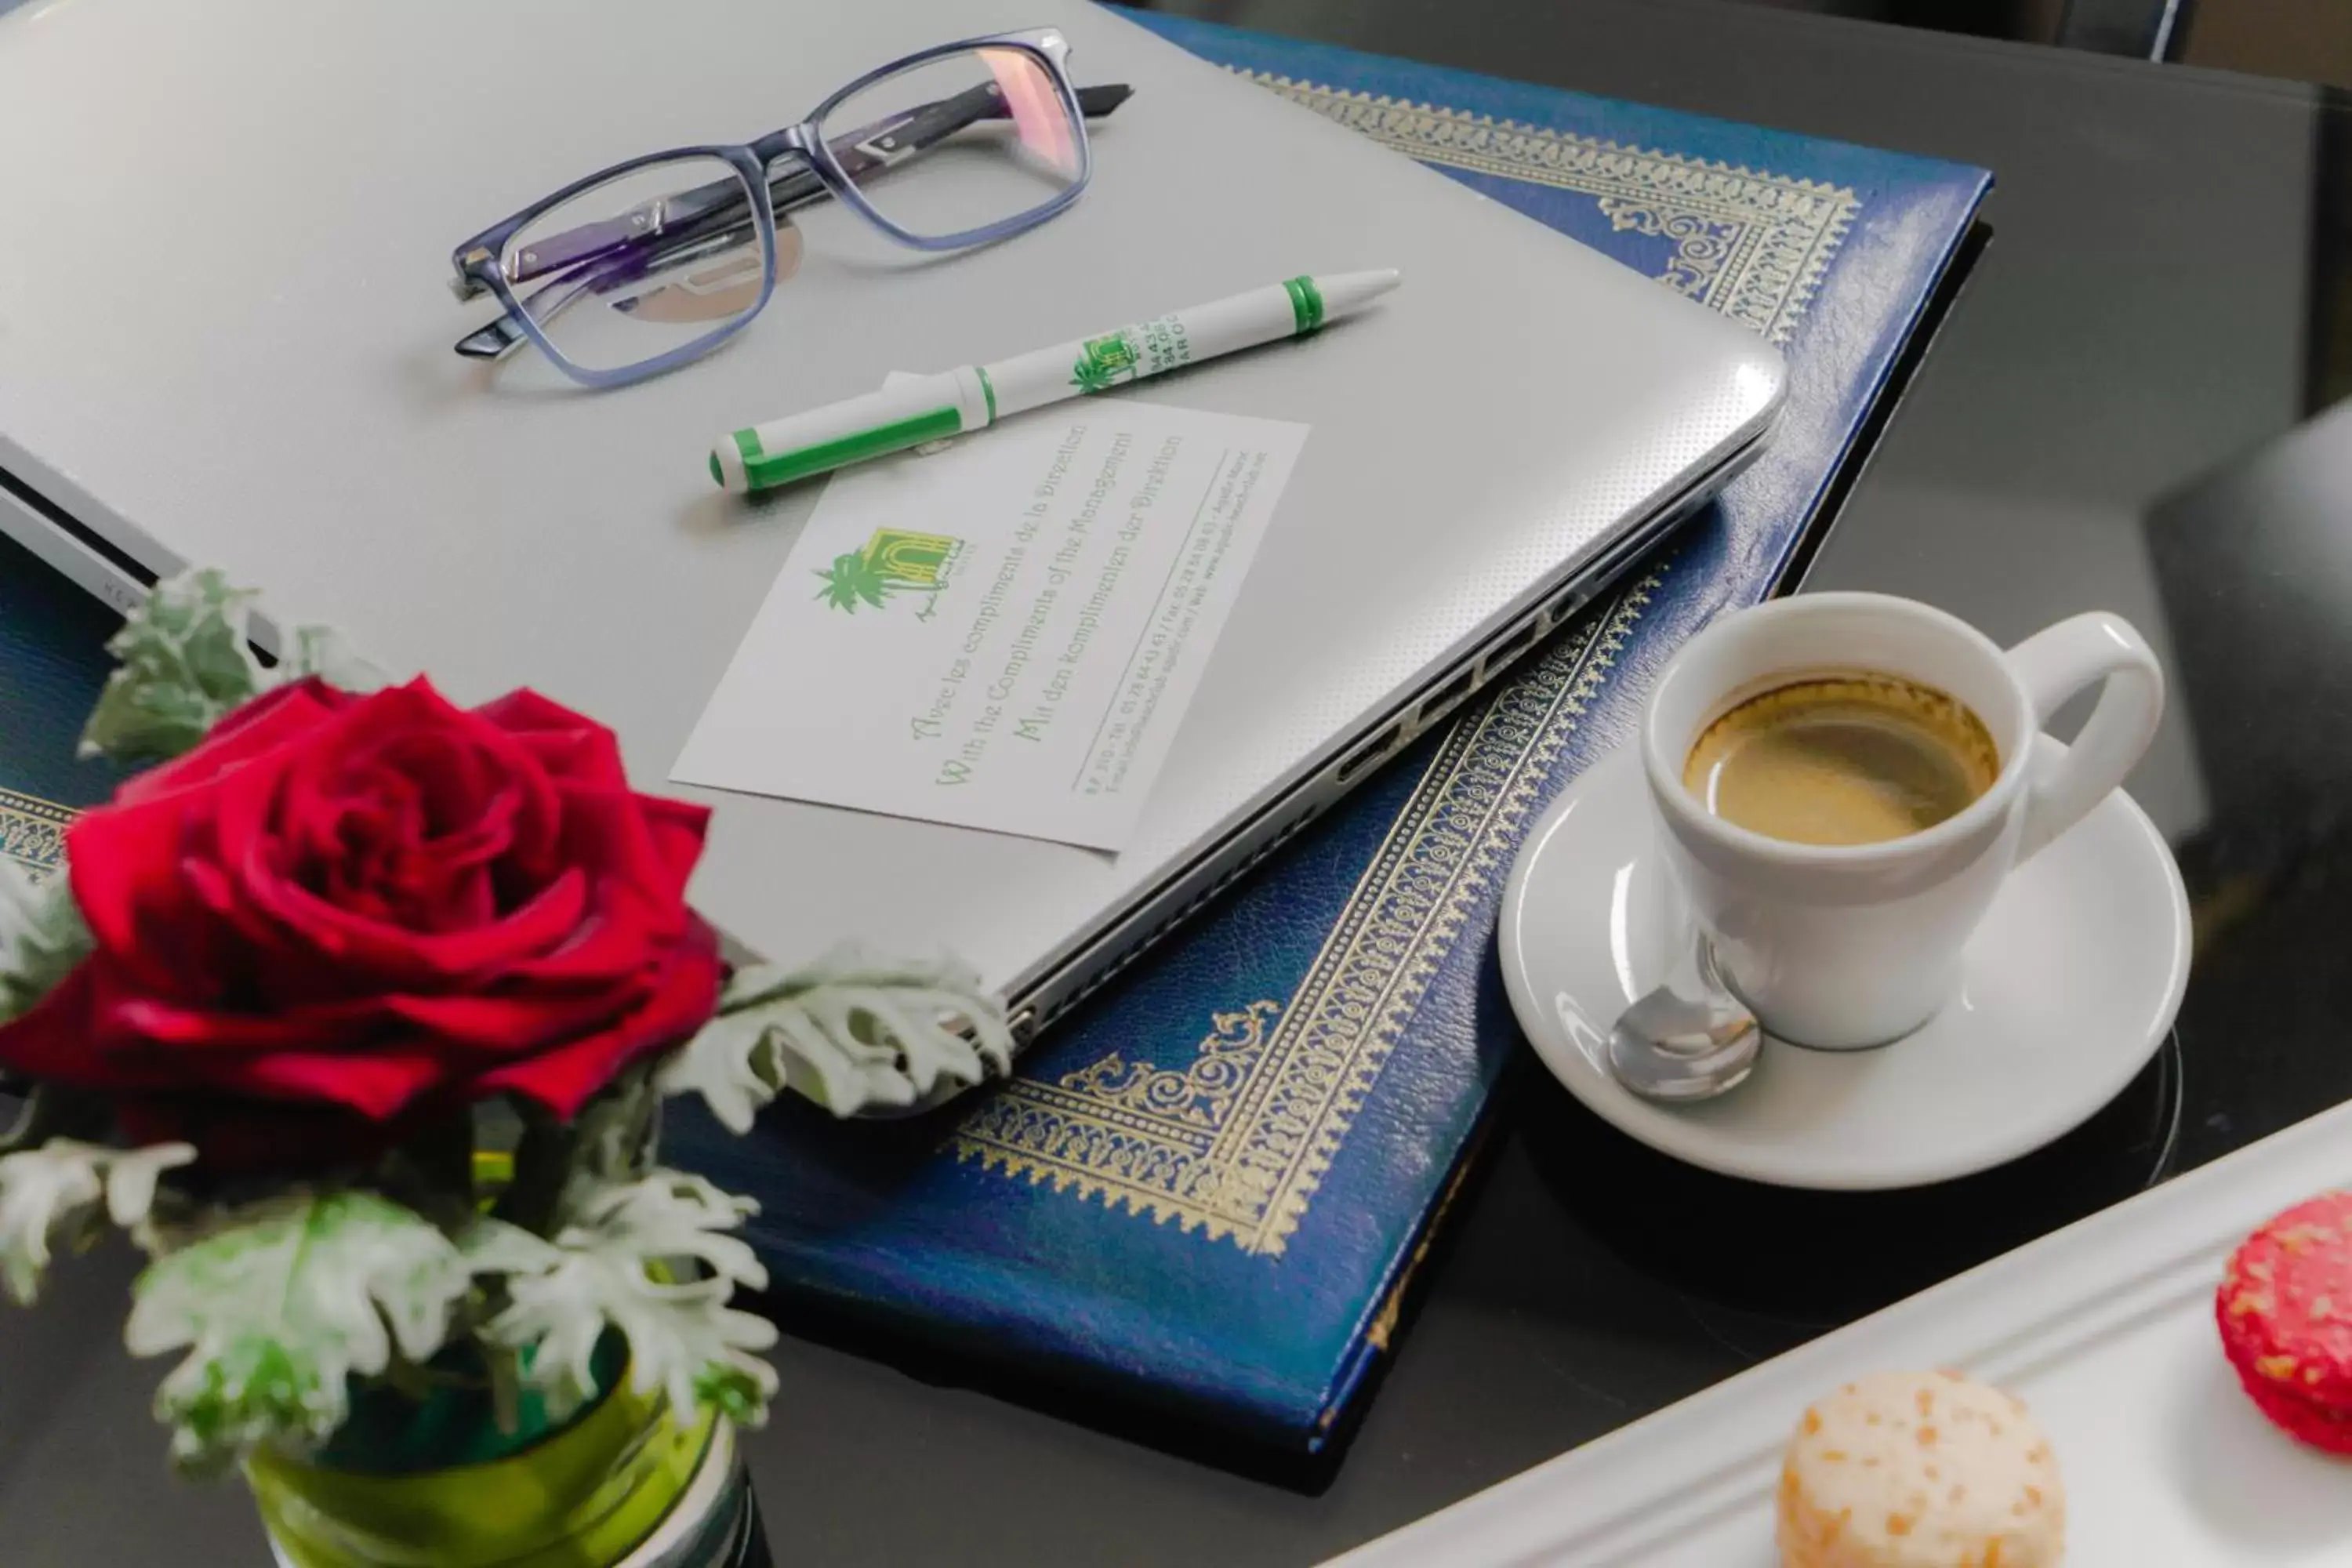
1777, 1370, 2064, 1568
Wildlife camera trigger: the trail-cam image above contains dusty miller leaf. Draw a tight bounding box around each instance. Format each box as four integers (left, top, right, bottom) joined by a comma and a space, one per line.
466, 1169, 776, 1427
126, 1190, 472, 1477
0, 862, 91, 1025
657, 945, 1014, 1123
80, 569, 273, 765
0, 1138, 194, 1305
79, 570, 390, 768
100, 1142, 198, 1229
278, 624, 389, 693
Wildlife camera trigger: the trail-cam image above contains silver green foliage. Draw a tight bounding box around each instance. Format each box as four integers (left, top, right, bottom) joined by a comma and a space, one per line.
466, 1170, 777, 1428
126, 1191, 475, 1478
0, 1138, 193, 1305
659, 945, 1014, 1122
276, 623, 387, 691
0, 862, 91, 1025
104, 1163, 778, 1476
80, 570, 273, 764
79, 568, 386, 768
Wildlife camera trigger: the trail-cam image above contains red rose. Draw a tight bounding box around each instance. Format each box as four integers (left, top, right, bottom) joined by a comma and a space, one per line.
0, 679, 722, 1168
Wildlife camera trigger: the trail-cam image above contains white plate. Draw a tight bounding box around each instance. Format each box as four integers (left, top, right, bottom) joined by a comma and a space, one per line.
1496, 739, 2191, 1189
1330, 1100, 2352, 1567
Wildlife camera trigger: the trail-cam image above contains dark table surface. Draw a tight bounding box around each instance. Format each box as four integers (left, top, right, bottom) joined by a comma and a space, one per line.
10, 2, 2352, 1562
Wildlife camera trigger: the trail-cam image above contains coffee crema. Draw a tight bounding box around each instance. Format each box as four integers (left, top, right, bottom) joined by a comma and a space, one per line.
1682, 673, 1999, 846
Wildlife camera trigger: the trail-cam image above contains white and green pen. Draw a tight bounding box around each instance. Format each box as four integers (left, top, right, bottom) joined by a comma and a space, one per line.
709, 269, 1399, 494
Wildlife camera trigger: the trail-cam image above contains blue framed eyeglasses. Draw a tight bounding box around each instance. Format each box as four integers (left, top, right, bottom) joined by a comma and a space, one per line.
447, 29, 1123, 388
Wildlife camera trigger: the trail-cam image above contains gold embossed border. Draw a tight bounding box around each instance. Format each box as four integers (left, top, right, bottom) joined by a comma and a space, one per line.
0, 789, 69, 878
1243, 74, 1859, 347
954, 570, 1661, 1254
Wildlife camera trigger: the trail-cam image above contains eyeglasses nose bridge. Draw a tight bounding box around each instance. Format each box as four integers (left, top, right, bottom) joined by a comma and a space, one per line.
749, 125, 817, 168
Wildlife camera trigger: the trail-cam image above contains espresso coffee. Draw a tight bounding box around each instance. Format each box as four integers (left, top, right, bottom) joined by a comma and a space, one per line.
1682, 673, 1999, 846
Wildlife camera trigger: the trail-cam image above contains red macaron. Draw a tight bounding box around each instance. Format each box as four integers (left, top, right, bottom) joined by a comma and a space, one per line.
2216, 1189, 2352, 1454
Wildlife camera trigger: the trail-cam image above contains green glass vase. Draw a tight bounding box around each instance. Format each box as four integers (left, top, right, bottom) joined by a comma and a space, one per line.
245, 1342, 768, 1568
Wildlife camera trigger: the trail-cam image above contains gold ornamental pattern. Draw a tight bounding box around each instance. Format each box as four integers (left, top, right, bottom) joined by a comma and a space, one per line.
1244, 73, 1858, 347
953, 573, 1660, 1254
1, 789, 69, 879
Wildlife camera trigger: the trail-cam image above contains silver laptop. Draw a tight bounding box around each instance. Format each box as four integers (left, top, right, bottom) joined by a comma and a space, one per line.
0, 0, 1780, 1088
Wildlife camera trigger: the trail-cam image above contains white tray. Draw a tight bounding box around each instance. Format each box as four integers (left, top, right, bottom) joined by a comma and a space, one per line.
1330, 1101, 2352, 1566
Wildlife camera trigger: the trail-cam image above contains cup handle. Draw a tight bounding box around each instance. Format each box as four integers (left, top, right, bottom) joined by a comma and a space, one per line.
2002, 612, 2165, 864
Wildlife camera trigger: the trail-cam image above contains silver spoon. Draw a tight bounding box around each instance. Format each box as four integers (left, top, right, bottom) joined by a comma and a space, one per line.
1608, 939, 1761, 1102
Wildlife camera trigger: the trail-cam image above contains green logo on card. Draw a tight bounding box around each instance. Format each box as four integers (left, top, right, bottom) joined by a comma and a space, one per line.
816, 528, 964, 615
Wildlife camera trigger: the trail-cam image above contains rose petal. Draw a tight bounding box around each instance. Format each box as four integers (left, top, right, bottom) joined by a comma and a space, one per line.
634, 794, 712, 897
477, 919, 723, 1116
67, 797, 230, 996
369, 693, 571, 879
114, 679, 346, 806
238, 855, 593, 991
231, 1047, 450, 1120
107, 992, 390, 1054
472, 688, 595, 736
383, 984, 654, 1054
474, 689, 613, 749
547, 786, 684, 920
477, 691, 634, 793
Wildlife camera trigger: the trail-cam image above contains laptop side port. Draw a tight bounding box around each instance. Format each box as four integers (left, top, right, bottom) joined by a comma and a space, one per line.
1537, 583, 1592, 635
1414, 663, 1476, 728
1337, 720, 1402, 784
1475, 615, 1541, 683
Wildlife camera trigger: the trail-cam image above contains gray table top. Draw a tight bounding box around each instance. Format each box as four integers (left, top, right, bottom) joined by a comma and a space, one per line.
9, 2, 2349, 1562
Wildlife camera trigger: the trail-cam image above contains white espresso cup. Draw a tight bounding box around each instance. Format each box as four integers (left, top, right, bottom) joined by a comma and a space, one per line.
1640, 592, 2165, 1050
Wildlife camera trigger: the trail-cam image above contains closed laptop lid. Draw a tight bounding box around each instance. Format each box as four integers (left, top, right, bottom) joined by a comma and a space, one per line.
0, 0, 1780, 1000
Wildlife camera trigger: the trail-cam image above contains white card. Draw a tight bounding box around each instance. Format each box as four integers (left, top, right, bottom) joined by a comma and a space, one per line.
673, 405, 1309, 851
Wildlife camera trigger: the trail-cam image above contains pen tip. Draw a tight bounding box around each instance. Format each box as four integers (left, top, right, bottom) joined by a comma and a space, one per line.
709, 451, 724, 488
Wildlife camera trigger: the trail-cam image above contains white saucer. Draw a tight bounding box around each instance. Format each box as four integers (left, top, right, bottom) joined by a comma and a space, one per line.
1497, 740, 2191, 1190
